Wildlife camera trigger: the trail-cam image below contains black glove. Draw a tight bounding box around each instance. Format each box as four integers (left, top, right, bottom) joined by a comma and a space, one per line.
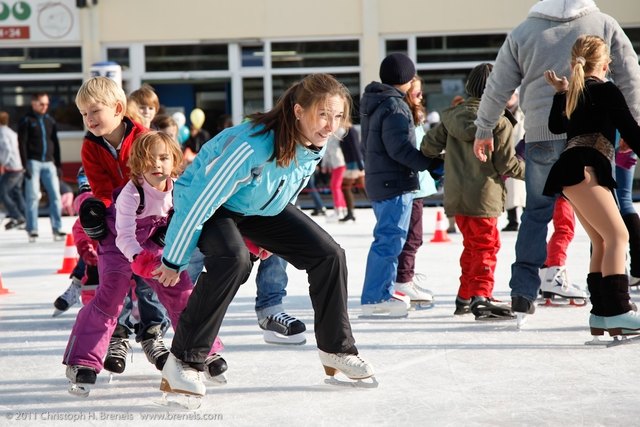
23, 169, 31, 180
427, 157, 445, 181
79, 197, 108, 240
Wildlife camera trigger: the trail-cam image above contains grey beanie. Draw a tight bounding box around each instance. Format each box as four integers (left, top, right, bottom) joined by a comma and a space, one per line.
379, 53, 416, 86
465, 63, 493, 98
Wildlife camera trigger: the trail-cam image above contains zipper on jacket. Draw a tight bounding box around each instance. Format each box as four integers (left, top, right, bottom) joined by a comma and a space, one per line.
38, 116, 47, 162
260, 178, 285, 210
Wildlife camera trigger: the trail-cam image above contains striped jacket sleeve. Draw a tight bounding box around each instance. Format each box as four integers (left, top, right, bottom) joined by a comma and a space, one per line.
161, 139, 256, 271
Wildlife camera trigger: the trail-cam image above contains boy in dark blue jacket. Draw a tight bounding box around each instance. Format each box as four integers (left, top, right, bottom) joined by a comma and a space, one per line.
360, 53, 435, 317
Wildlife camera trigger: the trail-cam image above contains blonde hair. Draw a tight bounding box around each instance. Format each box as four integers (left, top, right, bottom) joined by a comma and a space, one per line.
126, 96, 144, 125
75, 77, 127, 112
130, 84, 160, 111
248, 73, 352, 167
128, 131, 183, 181
566, 35, 610, 118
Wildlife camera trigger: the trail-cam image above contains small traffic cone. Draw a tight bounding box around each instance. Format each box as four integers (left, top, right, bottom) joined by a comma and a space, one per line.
0, 272, 12, 295
57, 234, 78, 274
430, 210, 451, 243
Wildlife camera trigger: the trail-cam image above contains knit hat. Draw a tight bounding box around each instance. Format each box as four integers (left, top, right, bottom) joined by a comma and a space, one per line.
379, 53, 416, 86
465, 63, 493, 98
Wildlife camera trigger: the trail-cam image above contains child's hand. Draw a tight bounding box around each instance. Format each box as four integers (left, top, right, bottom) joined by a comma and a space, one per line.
544, 70, 569, 93
153, 264, 181, 287
131, 250, 161, 279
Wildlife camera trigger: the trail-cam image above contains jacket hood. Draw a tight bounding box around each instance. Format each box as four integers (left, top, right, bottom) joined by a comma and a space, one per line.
360, 81, 405, 117
440, 98, 481, 144
529, 0, 598, 22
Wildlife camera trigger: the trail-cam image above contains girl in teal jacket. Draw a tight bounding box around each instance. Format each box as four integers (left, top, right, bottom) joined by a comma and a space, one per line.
154, 74, 376, 397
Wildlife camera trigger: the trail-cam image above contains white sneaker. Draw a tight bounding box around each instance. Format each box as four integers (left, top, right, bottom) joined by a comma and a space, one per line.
539, 266, 587, 299
318, 350, 374, 379
160, 354, 206, 396
361, 293, 409, 317
394, 280, 434, 303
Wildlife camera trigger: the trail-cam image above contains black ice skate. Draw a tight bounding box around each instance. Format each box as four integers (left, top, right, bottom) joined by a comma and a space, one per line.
66, 365, 96, 397
103, 335, 131, 375
470, 296, 515, 321
204, 353, 228, 385
453, 296, 471, 316
259, 312, 307, 345
140, 325, 170, 371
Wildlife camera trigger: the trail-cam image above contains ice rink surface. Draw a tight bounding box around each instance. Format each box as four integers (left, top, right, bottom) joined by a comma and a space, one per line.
1, 207, 639, 426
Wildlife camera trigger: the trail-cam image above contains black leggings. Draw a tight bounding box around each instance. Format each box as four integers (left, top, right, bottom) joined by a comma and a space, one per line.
170, 204, 357, 366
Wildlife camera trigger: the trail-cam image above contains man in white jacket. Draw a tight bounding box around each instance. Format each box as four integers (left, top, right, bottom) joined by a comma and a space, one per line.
472, 0, 640, 321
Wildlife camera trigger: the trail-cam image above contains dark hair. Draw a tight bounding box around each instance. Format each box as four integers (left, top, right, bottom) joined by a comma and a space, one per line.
0, 111, 9, 126
248, 73, 351, 167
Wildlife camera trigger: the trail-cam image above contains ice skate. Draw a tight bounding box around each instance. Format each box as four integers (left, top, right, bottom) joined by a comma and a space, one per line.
4, 218, 25, 230
259, 312, 307, 345
360, 292, 410, 318
53, 229, 67, 242
66, 365, 96, 397
28, 231, 38, 243
159, 354, 205, 409
140, 325, 170, 371
629, 275, 640, 290
318, 350, 378, 388
453, 296, 471, 315
470, 296, 515, 321
539, 266, 587, 306
512, 296, 535, 329
52, 277, 82, 317
585, 314, 609, 346
103, 336, 131, 374
204, 353, 228, 385
395, 277, 434, 310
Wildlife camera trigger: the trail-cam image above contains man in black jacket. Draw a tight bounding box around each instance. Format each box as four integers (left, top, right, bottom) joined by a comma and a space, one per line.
18, 92, 65, 242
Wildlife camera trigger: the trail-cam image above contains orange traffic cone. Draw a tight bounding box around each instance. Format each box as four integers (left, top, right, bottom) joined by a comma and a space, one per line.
57, 234, 78, 274
0, 272, 12, 295
430, 210, 451, 243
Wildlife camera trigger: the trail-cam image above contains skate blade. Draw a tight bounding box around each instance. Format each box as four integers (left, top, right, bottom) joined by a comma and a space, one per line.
263, 330, 306, 345
585, 336, 610, 346
324, 375, 379, 389
155, 392, 202, 410
515, 313, 528, 330
539, 297, 587, 307
474, 314, 516, 322
52, 308, 67, 317
606, 335, 640, 348
68, 382, 91, 397
205, 373, 227, 386
410, 301, 434, 311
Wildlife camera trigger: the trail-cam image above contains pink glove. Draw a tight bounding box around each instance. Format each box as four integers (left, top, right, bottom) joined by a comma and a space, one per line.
243, 237, 272, 261
616, 150, 637, 170
131, 250, 161, 279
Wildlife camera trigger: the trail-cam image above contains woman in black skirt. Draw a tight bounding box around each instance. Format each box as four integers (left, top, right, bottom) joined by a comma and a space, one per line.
543, 35, 640, 340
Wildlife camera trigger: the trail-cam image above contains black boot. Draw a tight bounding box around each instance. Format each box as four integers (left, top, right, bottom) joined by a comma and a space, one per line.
502, 208, 519, 232
622, 214, 640, 281
586, 272, 605, 335
339, 210, 355, 222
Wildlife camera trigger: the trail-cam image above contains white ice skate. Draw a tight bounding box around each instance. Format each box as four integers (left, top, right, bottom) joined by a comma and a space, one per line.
318, 350, 378, 388
360, 292, 410, 318
539, 266, 587, 306
158, 354, 205, 409
395, 275, 434, 310
259, 312, 307, 345
66, 365, 96, 397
